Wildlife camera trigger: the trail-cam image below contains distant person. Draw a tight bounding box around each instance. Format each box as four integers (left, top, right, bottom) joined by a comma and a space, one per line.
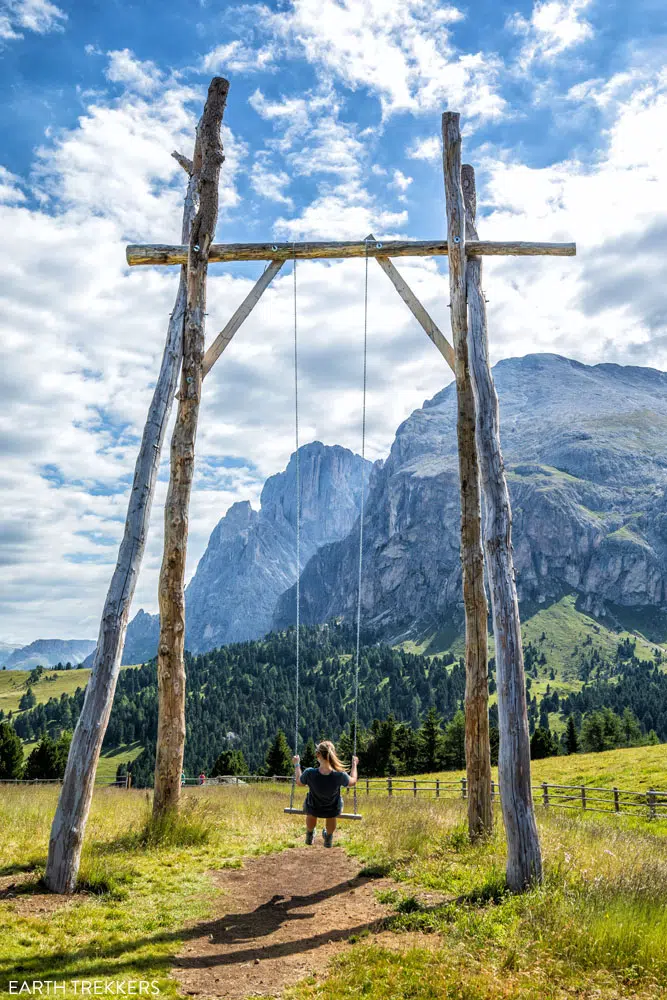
181, 771, 186, 786
292, 741, 358, 847
198, 772, 206, 785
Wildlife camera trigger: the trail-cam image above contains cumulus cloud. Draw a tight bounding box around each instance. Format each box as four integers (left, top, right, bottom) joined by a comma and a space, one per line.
260, 0, 505, 122
508, 0, 593, 67
3, 24, 667, 645
250, 152, 293, 206
249, 86, 404, 238
473, 67, 667, 365
105, 48, 162, 95
201, 39, 276, 74
406, 135, 441, 161
0, 0, 65, 41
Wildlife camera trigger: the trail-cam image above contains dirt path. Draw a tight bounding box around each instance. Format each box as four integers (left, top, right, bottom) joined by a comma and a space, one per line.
173, 846, 397, 999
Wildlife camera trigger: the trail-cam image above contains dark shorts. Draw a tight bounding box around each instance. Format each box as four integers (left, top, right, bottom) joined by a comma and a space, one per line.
303, 794, 344, 819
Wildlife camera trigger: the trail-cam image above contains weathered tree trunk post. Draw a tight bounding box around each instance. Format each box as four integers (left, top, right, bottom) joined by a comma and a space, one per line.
461, 159, 543, 890
441, 112, 493, 842
152, 77, 228, 819
43, 131, 204, 897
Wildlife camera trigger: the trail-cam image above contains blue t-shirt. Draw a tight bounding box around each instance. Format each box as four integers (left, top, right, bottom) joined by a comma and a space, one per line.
300, 767, 350, 816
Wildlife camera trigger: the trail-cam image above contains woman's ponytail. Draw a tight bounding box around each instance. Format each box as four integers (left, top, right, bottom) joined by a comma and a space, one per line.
316, 740, 346, 772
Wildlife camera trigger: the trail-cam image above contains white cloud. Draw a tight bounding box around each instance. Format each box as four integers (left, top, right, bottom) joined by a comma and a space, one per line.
105, 48, 162, 95
31, 69, 245, 238
0, 0, 65, 40
250, 152, 293, 206
508, 0, 593, 67
406, 135, 441, 161
250, 86, 402, 239
201, 39, 276, 74
260, 0, 505, 122
273, 182, 408, 239
391, 169, 413, 193
473, 67, 667, 365
0, 165, 25, 203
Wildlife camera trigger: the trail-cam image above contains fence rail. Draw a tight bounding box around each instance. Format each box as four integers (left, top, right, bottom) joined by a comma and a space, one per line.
3, 773, 666, 819
218, 774, 667, 820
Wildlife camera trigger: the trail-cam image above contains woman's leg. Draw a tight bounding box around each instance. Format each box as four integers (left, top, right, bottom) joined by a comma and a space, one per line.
306, 815, 317, 832
325, 817, 337, 835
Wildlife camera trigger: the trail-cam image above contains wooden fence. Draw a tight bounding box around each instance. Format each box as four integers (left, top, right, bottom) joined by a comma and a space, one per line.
210, 774, 667, 820
3, 773, 666, 819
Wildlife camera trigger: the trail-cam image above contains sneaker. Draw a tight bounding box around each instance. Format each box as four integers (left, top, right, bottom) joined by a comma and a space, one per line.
305, 830, 314, 845
322, 829, 333, 848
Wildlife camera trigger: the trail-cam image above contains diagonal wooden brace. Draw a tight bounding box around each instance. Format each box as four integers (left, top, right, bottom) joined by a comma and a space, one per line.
203, 259, 284, 377
375, 255, 455, 373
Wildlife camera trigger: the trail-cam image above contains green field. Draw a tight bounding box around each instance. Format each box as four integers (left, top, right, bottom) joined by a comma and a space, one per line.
424, 741, 667, 792
2, 752, 667, 1000
0, 664, 141, 718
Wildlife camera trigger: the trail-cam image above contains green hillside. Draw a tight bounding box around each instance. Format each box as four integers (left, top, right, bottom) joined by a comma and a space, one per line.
402, 592, 664, 682
429, 741, 667, 791
0, 663, 139, 717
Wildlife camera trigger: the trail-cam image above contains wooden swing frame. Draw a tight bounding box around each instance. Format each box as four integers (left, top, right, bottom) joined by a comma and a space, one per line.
44, 75, 575, 894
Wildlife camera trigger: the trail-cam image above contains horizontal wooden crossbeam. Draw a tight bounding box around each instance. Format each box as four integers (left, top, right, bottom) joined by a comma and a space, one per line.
126, 239, 576, 267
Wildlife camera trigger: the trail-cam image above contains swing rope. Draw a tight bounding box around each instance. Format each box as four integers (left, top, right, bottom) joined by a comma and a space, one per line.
350, 242, 370, 815
288, 242, 369, 818
290, 248, 300, 811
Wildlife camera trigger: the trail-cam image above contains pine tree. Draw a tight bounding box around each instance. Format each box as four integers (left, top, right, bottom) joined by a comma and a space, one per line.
212, 748, 249, 776
417, 706, 444, 772
55, 730, 72, 778
0, 722, 24, 779
265, 729, 292, 776
565, 715, 580, 755
19, 686, 36, 711
300, 737, 318, 769
24, 734, 60, 780
530, 726, 556, 760
442, 711, 466, 769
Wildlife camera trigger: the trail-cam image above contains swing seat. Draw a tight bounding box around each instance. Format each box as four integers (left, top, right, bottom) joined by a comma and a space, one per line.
283, 807, 363, 820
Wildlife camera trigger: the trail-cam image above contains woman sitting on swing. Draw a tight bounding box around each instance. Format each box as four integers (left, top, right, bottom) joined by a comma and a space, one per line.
292, 741, 359, 847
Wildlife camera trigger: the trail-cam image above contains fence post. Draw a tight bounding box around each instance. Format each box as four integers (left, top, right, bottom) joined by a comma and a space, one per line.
648, 788, 656, 820
413, 778, 417, 798
388, 777, 392, 797
461, 777, 467, 799
613, 786, 620, 813
542, 781, 549, 808
436, 778, 440, 798
491, 779, 495, 803
125, 773, 131, 790
366, 777, 369, 796
581, 786, 586, 810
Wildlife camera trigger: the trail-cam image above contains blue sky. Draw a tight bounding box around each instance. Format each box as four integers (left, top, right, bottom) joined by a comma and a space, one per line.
1, 0, 667, 642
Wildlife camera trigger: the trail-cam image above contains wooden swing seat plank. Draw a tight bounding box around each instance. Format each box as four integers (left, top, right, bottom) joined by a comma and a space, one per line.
283, 808, 363, 820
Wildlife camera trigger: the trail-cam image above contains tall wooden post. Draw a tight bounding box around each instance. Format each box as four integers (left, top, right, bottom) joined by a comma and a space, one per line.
441, 112, 493, 842
43, 121, 204, 896
461, 159, 543, 890
153, 77, 228, 819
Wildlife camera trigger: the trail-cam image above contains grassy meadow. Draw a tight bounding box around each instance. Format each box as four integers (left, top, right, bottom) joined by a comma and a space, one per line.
0, 666, 141, 717
423, 741, 667, 793
2, 753, 667, 1000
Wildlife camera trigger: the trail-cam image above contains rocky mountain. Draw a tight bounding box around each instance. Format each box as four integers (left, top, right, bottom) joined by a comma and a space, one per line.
118, 442, 371, 663
4, 638, 96, 670
274, 354, 667, 642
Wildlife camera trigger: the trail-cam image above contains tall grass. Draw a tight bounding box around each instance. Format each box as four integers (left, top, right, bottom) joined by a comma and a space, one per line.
1, 782, 666, 998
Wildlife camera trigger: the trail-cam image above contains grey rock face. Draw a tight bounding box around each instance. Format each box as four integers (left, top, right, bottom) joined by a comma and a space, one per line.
5, 638, 96, 670
273, 354, 667, 637
122, 442, 370, 661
